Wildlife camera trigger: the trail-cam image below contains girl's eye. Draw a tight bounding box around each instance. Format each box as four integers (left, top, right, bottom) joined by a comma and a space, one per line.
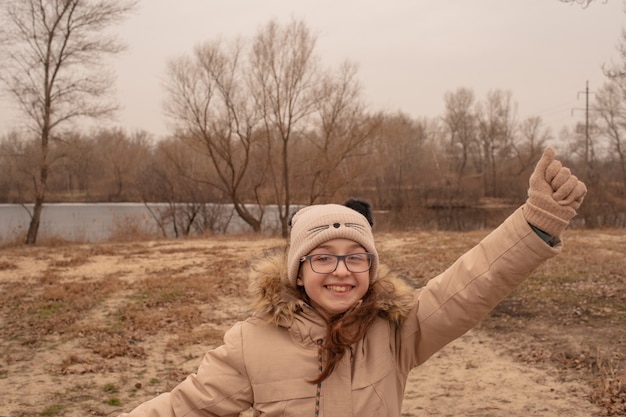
312, 255, 332, 263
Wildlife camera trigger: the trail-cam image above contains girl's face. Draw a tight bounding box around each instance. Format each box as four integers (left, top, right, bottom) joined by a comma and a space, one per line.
297, 238, 371, 316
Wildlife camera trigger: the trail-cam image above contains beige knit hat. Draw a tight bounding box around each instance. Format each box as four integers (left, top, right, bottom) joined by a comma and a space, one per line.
287, 202, 378, 287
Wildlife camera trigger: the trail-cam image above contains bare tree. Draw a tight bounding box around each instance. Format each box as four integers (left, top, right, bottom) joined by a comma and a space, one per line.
249, 19, 321, 236
476, 90, 517, 197
165, 19, 375, 236
90, 128, 152, 201
299, 62, 380, 206
0, 0, 136, 244
442, 88, 478, 193
164, 38, 266, 233
512, 116, 551, 175
0, 131, 32, 203
595, 81, 626, 194
595, 4, 626, 198
50, 130, 93, 199
139, 138, 234, 237
366, 112, 432, 209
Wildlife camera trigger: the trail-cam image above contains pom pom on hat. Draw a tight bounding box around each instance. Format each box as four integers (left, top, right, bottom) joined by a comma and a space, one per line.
287, 199, 378, 287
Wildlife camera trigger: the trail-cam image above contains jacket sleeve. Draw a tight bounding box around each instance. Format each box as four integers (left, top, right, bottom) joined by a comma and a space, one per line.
400, 206, 561, 368
118, 321, 252, 417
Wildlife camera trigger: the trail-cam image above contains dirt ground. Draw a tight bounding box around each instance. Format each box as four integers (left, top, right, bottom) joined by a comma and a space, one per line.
0, 229, 624, 416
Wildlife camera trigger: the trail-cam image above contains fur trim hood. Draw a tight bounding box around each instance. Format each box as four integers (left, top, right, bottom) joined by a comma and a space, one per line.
248, 251, 416, 327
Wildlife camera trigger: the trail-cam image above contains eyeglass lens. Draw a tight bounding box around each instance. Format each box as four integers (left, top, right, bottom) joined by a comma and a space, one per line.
305, 253, 372, 273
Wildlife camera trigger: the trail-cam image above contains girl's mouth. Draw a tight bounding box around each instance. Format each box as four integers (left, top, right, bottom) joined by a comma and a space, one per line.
325, 285, 352, 293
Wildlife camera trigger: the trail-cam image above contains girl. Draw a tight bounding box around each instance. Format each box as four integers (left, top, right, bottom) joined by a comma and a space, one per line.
120, 148, 587, 416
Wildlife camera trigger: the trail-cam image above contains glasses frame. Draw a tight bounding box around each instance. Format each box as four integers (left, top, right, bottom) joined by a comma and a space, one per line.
300, 252, 374, 274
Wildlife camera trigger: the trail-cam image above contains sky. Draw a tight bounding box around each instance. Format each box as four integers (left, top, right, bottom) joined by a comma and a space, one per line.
0, 0, 624, 139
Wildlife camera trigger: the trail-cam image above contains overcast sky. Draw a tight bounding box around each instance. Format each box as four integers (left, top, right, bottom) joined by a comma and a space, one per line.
1, 0, 624, 139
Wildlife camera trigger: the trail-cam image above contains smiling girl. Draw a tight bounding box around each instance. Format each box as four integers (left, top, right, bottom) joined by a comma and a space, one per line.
120, 148, 587, 416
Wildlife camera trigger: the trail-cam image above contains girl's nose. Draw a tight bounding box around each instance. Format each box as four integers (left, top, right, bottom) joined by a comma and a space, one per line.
332, 258, 351, 276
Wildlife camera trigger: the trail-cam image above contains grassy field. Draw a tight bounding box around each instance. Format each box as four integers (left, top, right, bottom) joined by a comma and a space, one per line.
0, 228, 624, 416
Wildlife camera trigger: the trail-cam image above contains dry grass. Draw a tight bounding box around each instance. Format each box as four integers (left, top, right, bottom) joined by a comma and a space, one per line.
0, 229, 624, 416
489, 229, 626, 416
380, 228, 626, 416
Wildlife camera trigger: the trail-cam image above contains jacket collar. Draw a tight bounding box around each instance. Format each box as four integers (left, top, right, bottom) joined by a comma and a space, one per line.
248, 251, 415, 331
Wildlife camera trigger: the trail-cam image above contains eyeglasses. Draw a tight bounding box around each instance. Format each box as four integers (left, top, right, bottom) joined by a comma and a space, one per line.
300, 253, 374, 274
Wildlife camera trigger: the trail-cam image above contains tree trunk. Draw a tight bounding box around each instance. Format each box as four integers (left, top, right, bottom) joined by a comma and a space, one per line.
25, 128, 50, 245
25, 195, 44, 244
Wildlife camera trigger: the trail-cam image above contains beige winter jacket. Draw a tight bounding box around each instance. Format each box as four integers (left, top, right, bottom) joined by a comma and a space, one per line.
120, 207, 561, 416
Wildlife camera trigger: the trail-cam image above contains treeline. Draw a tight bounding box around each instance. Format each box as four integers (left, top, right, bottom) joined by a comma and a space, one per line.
1, 18, 625, 237
1, 97, 624, 233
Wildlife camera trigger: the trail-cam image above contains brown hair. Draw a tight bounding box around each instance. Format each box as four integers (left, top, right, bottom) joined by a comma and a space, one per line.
298, 286, 380, 384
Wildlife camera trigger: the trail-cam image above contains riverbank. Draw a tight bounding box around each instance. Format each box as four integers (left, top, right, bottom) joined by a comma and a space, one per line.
0, 229, 624, 416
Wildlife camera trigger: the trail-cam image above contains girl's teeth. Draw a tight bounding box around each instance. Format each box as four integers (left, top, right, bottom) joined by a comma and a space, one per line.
327, 285, 348, 292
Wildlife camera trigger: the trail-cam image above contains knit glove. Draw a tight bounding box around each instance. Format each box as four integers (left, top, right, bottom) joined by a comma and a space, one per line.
522, 147, 587, 236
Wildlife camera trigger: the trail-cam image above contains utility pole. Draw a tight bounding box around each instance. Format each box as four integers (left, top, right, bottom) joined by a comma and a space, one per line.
582, 81, 590, 174
572, 80, 595, 181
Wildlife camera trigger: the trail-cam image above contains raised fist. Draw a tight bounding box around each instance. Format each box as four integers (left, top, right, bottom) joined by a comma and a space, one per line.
523, 148, 587, 236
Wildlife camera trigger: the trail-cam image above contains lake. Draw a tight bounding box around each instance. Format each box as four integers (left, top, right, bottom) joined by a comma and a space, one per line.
0, 202, 523, 244
0, 203, 299, 243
